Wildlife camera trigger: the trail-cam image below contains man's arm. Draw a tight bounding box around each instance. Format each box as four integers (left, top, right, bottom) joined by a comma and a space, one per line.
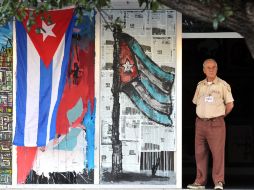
225, 102, 234, 117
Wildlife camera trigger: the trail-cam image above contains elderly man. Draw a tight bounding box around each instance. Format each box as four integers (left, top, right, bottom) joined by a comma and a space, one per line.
187, 59, 234, 190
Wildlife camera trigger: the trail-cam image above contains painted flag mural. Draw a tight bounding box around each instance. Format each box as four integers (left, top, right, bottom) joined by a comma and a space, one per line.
100, 10, 176, 184
16, 11, 96, 184
13, 8, 75, 147
118, 32, 174, 126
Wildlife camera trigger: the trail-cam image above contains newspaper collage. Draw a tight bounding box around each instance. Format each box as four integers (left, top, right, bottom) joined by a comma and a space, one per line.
99, 9, 177, 182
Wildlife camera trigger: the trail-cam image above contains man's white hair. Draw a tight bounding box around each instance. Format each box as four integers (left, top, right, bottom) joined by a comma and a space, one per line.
203, 58, 218, 68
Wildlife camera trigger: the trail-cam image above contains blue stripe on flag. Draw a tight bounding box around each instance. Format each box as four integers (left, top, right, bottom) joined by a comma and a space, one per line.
37, 60, 52, 146
122, 85, 172, 126
14, 21, 28, 146
138, 63, 171, 93
49, 17, 75, 141
131, 80, 172, 115
140, 74, 171, 104
131, 41, 174, 83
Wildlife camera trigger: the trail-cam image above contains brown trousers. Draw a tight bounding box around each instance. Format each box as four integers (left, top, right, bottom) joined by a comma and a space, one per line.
194, 116, 226, 185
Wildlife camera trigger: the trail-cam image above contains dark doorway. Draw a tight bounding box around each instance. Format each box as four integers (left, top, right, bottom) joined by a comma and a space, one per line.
182, 38, 254, 189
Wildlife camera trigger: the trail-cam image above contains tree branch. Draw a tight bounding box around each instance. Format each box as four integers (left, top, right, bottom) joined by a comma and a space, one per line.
158, 0, 254, 59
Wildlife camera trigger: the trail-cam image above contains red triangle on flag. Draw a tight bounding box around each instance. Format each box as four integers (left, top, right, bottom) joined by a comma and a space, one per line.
119, 40, 138, 83
22, 8, 74, 68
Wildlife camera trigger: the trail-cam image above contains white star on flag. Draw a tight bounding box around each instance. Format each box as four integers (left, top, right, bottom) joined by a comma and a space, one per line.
41, 21, 56, 41
123, 59, 133, 72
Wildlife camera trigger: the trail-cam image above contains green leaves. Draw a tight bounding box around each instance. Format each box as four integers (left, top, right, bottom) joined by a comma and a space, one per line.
138, 0, 159, 11
0, 0, 234, 31
223, 4, 233, 18
210, 0, 234, 30
213, 13, 225, 30
0, 0, 15, 25
150, 0, 159, 12
104, 16, 124, 31
0, 0, 112, 29
95, 0, 111, 8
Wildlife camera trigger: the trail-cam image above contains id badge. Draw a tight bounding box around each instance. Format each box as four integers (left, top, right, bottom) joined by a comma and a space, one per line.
205, 96, 214, 103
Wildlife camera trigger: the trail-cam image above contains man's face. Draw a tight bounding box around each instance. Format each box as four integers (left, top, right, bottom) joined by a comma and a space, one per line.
203, 60, 217, 80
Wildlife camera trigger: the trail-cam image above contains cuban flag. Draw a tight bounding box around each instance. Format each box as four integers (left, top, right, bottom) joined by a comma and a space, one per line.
13, 8, 75, 147
118, 33, 175, 126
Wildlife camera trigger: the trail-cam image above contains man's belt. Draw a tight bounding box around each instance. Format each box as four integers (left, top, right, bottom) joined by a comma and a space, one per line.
197, 115, 224, 121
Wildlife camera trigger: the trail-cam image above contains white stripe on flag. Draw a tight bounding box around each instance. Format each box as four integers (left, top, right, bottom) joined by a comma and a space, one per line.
45, 34, 66, 144
131, 81, 171, 114
24, 35, 40, 146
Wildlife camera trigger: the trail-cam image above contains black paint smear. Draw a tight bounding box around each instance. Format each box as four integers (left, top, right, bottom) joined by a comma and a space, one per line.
25, 169, 94, 184
102, 170, 169, 182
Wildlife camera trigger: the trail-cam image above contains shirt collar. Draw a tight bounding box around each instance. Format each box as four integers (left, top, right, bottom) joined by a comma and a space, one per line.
204, 76, 219, 85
